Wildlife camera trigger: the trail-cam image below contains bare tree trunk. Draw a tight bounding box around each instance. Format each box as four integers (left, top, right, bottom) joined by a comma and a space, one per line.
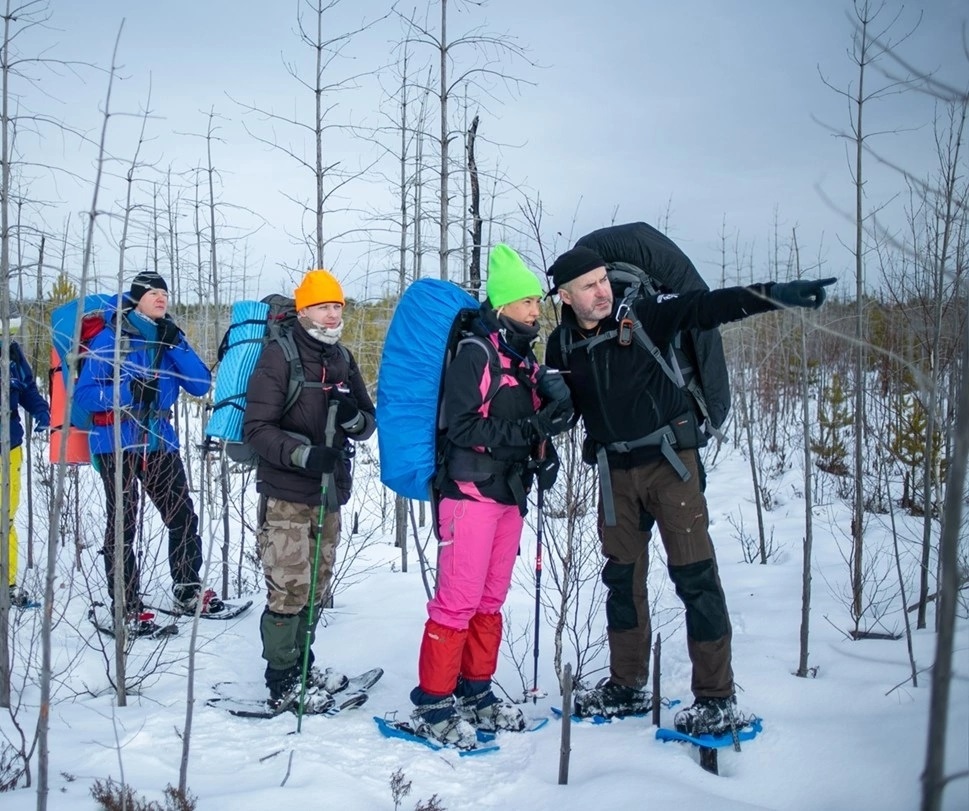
0, 0, 15, 709
25, 238, 44, 572
202, 107, 231, 599
466, 113, 482, 294
437, 0, 449, 281
395, 496, 407, 573
392, 38, 412, 571
313, 2, 325, 267
111, 80, 155, 707
886, 463, 917, 687
794, 232, 815, 677
37, 22, 125, 808
397, 42, 410, 297
851, 14, 867, 624
737, 360, 767, 563
180, 405, 212, 796
919, 102, 965, 631
459, 90, 469, 286
920, 326, 968, 811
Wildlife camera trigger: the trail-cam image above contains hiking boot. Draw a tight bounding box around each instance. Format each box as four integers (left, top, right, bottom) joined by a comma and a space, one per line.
173, 594, 198, 614
173, 587, 225, 615
573, 678, 653, 719
268, 684, 334, 714
454, 681, 526, 732
266, 667, 334, 714
200, 589, 226, 615
126, 609, 159, 637
410, 688, 477, 750
308, 666, 349, 694
673, 695, 740, 737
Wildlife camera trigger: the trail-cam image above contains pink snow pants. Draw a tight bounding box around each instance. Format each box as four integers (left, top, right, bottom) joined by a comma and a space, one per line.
427, 497, 524, 630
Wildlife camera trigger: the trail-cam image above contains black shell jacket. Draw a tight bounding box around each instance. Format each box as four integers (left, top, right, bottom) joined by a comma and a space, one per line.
243, 322, 375, 506
545, 286, 776, 470
577, 221, 731, 428
437, 307, 541, 508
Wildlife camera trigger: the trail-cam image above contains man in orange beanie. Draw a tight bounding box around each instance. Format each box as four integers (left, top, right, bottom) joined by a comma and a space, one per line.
244, 268, 376, 712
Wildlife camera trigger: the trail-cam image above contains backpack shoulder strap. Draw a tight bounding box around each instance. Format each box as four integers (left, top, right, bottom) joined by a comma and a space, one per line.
457, 334, 502, 404
628, 319, 719, 437
557, 327, 571, 371
275, 330, 344, 417
274, 331, 313, 415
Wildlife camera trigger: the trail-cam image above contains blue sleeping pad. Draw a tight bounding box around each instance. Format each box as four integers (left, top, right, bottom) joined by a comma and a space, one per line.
206, 299, 270, 442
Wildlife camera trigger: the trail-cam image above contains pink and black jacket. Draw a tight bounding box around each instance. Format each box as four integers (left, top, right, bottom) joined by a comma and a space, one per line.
435, 307, 541, 514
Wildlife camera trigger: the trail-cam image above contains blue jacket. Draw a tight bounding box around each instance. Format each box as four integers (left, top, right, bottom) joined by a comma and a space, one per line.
3, 341, 51, 449
74, 311, 211, 455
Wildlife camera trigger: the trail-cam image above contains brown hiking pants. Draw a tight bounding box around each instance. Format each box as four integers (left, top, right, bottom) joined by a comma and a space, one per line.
599, 449, 734, 699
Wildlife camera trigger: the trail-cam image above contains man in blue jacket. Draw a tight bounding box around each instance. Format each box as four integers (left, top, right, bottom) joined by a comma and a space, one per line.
3, 307, 51, 607
75, 271, 224, 627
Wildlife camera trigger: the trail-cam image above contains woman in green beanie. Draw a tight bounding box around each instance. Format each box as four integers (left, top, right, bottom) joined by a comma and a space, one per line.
407, 244, 574, 749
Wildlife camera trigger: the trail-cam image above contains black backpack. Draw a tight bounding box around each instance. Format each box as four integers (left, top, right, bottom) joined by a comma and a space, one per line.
558, 222, 730, 439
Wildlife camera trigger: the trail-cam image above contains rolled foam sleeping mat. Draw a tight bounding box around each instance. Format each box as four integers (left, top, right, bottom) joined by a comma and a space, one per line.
205, 299, 269, 441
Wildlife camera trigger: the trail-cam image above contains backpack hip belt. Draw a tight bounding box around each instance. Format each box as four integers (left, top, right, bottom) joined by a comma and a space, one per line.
596, 423, 692, 527
435, 449, 530, 516
91, 407, 173, 427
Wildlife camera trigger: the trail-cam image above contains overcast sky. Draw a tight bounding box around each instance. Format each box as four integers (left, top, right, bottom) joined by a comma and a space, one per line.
21, 0, 969, 300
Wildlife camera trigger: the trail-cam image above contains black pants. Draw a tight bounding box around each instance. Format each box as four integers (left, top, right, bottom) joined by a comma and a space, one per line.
96, 450, 202, 612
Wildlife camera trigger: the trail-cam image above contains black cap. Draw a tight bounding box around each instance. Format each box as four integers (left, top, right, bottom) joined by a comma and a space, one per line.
547, 246, 606, 293
129, 270, 168, 303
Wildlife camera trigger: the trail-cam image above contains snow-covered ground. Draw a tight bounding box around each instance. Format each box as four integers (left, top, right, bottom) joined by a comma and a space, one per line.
3, 433, 967, 811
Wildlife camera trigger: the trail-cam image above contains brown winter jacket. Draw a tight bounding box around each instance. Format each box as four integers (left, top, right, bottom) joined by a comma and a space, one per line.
242, 322, 375, 507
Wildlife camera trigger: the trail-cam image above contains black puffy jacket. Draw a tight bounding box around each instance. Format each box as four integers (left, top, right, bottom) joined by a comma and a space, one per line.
243, 323, 375, 506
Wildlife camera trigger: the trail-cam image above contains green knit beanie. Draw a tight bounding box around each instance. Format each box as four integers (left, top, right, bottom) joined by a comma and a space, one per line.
486, 244, 543, 309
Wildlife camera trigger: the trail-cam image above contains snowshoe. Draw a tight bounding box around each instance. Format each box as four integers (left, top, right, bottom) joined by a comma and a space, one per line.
573, 678, 654, 719
673, 695, 755, 737
455, 688, 526, 733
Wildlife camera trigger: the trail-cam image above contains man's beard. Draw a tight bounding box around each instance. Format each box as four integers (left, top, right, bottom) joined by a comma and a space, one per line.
573, 297, 612, 324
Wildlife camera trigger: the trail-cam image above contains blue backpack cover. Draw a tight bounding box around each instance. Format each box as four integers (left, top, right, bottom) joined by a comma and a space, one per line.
377, 279, 479, 501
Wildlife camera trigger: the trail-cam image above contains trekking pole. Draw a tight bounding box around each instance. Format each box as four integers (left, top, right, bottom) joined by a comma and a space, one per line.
132, 424, 150, 619
296, 400, 339, 733
530, 440, 547, 704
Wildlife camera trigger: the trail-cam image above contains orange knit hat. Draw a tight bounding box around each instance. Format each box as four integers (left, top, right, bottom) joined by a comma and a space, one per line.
294, 269, 345, 310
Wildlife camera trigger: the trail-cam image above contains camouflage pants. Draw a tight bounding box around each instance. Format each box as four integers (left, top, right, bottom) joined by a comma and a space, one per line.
257, 496, 341, 615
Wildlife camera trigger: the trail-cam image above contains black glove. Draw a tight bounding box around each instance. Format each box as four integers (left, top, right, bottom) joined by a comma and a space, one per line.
768, 277, 837, 310
329, 387, 361, 428
528, 403, 573, 442
534, 446, 560, 491
305, 443, 344, 475
130, 377, 159, 407
536, 366, 571, 407
156, 317, 182, 348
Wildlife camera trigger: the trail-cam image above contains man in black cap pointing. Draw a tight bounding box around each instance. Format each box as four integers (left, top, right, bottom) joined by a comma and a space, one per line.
545, 239, 835, 736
